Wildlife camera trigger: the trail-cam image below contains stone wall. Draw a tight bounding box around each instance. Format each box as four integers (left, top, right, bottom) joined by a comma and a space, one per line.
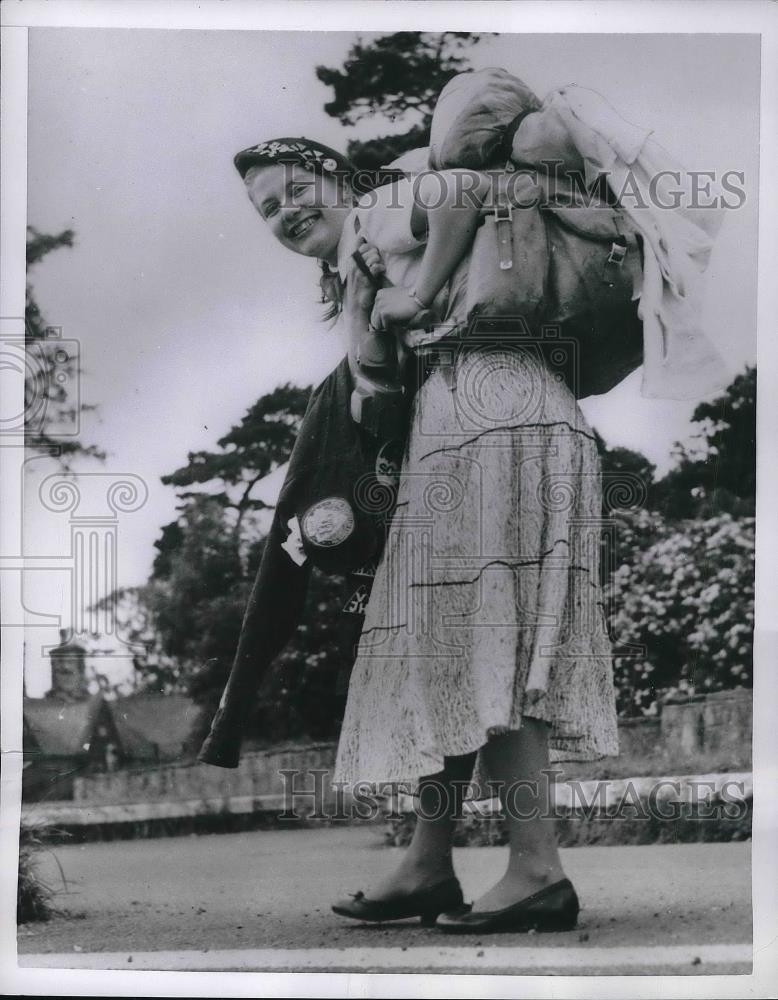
72, 691, 752, 806
614, 715, 663, 760
660, 689, 752, 761
74, 743, 338, 807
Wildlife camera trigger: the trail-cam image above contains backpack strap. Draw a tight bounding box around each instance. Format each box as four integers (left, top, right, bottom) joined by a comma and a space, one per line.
542, 202, 636, 273
493, 197, 515, 271
498, 106, 539, 166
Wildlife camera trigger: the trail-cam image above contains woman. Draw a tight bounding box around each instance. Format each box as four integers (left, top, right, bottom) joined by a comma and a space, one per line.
229, 135, 618, 933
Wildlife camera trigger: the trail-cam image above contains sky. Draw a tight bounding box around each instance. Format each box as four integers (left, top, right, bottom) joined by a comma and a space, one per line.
22, 29, 759, 695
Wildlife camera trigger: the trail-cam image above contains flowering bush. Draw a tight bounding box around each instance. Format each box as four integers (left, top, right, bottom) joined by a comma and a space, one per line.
605, 511, 755, 716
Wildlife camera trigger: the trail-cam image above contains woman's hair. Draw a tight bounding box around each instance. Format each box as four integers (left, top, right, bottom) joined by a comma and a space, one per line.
318, 259, 345, 323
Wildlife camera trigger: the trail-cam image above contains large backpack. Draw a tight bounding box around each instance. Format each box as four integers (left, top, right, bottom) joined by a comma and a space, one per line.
464, 170, 645, 398
429, 67, 645, 398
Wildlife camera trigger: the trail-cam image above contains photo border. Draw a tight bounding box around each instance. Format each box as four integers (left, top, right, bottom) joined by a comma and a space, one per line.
1, 2, 776, 997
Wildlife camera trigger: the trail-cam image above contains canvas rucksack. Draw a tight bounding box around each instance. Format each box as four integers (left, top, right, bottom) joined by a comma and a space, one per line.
429, 67, 646, 397
464, 169, 645, 398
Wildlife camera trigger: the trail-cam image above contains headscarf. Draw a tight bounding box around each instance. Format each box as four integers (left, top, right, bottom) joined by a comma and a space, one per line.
234, 137, 356, 182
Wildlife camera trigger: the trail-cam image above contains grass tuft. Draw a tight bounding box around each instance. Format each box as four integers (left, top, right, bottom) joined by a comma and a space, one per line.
17, 823, 68, 924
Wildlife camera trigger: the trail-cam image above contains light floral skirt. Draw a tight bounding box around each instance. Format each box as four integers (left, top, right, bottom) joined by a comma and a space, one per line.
334, 344, 619, 790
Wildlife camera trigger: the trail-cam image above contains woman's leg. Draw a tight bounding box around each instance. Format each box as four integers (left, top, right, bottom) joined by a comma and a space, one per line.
365, 750, 476, 900
472, 717, 567, 912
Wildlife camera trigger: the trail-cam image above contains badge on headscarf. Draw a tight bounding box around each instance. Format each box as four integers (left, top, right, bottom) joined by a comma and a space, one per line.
300, 497, 356, 548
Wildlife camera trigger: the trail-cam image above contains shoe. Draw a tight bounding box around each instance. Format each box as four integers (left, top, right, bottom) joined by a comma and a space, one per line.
435, 878, 579, 934
332, 876, 464, 927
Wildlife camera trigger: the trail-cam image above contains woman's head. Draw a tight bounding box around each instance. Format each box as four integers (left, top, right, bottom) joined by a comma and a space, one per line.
236, 138, 356, 264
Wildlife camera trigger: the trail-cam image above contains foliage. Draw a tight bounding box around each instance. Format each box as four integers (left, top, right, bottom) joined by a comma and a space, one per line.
25, 227, 104, 465
652, 366, 756, 519
316, 32, 490, 169
17, 824, 66, 923
143, 495, 249, 668
91, 586, 189, 696
160, 383, 310, 545
606, 511, 754, 716
592, 368, 756, 716
594, 430, 657, 516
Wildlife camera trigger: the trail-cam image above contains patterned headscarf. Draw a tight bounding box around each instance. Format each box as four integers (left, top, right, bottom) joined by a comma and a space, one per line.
234, 137, 356, 181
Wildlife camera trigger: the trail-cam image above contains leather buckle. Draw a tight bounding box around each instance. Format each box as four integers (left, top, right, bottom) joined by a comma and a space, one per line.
494, 202, 513, 223
493, 202, 514, 271
607, 236, 628, 266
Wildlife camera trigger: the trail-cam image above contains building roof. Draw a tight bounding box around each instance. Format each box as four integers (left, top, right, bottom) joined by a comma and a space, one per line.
112, 720, 160, 762
109, 693, 198, 762
23, 695, 105, 757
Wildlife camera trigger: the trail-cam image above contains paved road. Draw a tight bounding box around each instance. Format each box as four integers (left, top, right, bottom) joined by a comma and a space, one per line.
18, 826, 752, 974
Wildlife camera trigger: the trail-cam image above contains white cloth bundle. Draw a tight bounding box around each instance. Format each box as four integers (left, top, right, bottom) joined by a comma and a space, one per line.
542, 84, 732, 400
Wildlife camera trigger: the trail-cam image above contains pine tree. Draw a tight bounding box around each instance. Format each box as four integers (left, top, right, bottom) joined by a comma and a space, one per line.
316, 31, 490, 169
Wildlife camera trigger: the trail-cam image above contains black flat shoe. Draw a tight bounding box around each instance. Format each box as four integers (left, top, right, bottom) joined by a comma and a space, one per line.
435, 878, 579, 934
332, 876, 464, 927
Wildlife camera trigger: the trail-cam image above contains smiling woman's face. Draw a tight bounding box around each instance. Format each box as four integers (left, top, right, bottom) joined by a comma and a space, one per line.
245, 163, 352, 264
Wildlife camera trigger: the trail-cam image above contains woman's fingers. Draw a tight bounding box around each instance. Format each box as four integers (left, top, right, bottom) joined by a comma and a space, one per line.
372, 289, 387, 326
369, 300, 383, 331
357, 240, 384, 271
361, 246, 384, 276
349, 241, 384, 311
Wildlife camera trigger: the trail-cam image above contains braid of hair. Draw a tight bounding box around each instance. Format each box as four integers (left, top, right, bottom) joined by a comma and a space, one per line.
318, 259, 344, 322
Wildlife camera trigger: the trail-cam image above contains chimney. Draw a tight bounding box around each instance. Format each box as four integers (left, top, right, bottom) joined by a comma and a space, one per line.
48, 629, 88, 702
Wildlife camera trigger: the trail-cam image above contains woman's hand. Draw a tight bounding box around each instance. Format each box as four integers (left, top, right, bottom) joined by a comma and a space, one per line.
370, 287, 425, 331
346, 239, 385, 312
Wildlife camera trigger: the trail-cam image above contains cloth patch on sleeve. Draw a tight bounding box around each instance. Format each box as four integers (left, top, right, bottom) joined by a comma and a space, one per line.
280, 516, 308, 566
342, 582, 372, 616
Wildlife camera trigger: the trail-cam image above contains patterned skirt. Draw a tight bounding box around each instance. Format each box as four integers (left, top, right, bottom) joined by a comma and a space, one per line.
333, 343, 619, 790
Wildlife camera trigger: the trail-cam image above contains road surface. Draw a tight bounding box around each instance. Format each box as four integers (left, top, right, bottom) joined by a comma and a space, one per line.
17, 826, 752, 975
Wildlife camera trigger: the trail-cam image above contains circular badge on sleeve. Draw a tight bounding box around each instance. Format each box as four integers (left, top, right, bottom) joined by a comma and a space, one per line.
301, 497, 356, 548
